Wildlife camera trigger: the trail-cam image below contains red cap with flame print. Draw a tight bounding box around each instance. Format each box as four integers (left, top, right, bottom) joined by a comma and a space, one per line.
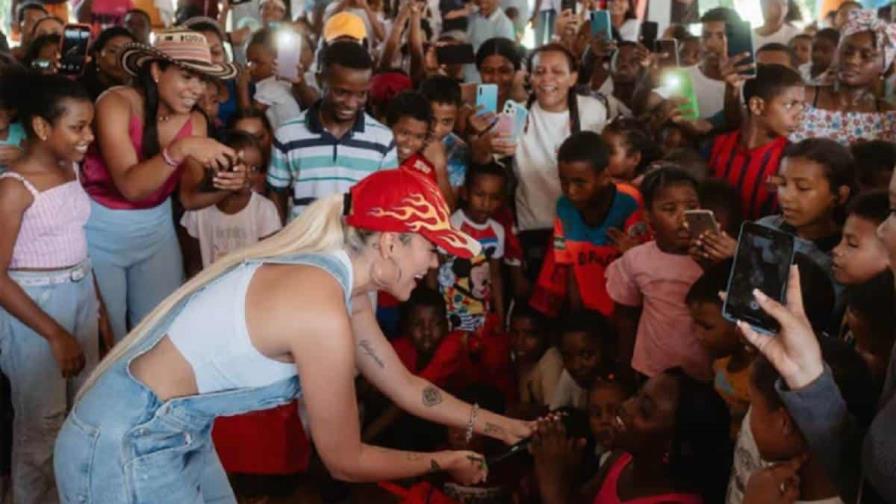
344, 169, 482, 259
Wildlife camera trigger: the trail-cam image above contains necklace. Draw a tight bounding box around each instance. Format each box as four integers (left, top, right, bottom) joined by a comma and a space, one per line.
158, 114, 170, 122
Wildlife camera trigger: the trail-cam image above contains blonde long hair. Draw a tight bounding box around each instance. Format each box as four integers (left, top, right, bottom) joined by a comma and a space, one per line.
77, 194, 358, 400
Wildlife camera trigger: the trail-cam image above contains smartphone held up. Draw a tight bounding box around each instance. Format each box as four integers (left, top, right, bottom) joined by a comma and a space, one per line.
59, 24, 91, 76
274, 27, 302, 81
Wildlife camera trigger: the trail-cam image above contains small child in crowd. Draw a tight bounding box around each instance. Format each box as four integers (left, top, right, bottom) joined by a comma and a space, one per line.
587, 377, 635, 462
180, 131, 282, 269
419, 75, 471, 193
845, 270, 896, 390
606, 167, 712, 381
230, 109, 274, 184
531, 131, 647, 318
549, 310, 614, 410
832, 191, 890, 287
802, 27, 839, 84
509, 304, 563, 408
245, 28, 301, 130
601, 117, 660, 185
686, 260, 754, 436
438, 162, 508, 332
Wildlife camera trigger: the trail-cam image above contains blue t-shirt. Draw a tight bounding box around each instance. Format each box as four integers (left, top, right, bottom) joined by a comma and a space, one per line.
442, 132, 470, 189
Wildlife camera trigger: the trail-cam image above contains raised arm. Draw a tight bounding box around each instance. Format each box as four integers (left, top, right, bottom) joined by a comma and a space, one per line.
349, 292, 533, 444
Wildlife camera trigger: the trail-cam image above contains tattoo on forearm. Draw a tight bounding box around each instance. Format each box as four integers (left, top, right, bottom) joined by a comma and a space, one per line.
484, 422, 504, 436
422, 386, 443, 407
429, 459, 442, 472
358, 340, 385, 369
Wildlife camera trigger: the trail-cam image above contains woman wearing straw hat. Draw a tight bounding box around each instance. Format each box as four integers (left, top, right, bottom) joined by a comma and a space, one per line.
80, 29, 248, 345
54, 168, 535, 502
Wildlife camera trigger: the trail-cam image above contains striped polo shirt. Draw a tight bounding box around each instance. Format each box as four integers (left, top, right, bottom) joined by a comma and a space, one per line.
267, 101, 398, 220
708, 131, 788, 220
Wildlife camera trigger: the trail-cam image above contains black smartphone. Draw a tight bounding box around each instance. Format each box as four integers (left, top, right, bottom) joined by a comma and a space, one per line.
726, 20, 756, 77
59, 24, 91, 76
230, 0, 253, 4
560, 0, 576, 12
436, 43, 475, 66
722, 222, 796, 334
640, 21, 658, 50
654, 38, 679, 67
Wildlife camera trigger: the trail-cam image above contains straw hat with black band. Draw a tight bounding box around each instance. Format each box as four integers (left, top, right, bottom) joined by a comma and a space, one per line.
120, 28, 238, 80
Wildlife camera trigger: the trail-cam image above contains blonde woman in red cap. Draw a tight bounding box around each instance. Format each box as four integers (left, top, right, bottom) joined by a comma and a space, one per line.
80, 29, 248, 345
54, 169, 535, 503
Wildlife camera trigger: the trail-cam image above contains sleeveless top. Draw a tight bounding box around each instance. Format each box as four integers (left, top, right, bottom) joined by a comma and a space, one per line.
789, 89, 896, 145
593, 452, 703, 504
0, 166, 91, 269
81, 113, 193, 210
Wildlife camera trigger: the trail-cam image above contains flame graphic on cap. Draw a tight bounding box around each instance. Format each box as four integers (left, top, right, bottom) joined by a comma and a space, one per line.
368, 191, 479, 252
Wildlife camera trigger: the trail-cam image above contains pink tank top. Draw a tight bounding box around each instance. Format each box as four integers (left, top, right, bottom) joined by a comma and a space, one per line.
593, 453, 703, 504
81, 114, 193, 210
1, 166, 90, 269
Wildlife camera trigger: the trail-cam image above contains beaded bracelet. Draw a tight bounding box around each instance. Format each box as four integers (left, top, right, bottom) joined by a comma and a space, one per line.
161, 146, 180, 168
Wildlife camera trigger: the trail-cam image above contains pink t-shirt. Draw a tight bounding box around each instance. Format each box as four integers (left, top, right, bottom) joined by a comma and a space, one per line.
605, 241, 712, 381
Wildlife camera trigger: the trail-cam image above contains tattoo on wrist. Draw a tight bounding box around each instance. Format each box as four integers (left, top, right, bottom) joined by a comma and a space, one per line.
358, 340, 385, 369
422, 386, 443, 407
429, 459, 442, 472
484, 422, 504, 436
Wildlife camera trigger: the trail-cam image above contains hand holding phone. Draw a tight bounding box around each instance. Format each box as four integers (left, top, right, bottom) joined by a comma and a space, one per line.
685, 209, 720, 238
726, 20, 756, 78
654, 38, 679, 68
722, 223, 796, 334
475, 84, 498, 116
59, 24, 91, 76
590, 10, 612, 40
640, 21, 658, 49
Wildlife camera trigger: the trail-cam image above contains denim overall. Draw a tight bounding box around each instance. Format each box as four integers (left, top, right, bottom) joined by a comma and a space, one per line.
53, 251, 352, 503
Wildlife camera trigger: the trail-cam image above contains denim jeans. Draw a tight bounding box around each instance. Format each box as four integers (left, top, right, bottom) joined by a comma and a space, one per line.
0, 261, 99, 504
85, 198, 184, 343
55, 252, 352, 503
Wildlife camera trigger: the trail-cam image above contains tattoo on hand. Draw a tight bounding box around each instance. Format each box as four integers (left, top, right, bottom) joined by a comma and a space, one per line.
466, 454, 487, 471
484, 422, 504, 436
358, 340, 385, 369
422, 386, 443, 407
429, 459, 442, 472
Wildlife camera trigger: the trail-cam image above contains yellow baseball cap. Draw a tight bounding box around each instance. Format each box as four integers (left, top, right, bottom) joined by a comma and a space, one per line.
323, 12, 367, 43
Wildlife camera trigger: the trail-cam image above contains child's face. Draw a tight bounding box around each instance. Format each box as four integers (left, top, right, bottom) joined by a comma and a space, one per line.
198, 83, 222, 121
42, 98, 95, 163
755, 85, 805, 137
510, 316, 546, 364
234, 117, 273, 154
679, 39, 701, 67
614, 373, 679, 456
832, 215, 889, 285
611, 45, 640, 84
647, 183, 699, 254
558, 160, 610, 211
246, 43, 275, 82
430, 102, 458, 142
559, 331, 601, 389
392, 116, 429, 162
748, 373, 805, 461
878, 173, 896, 273
464, 173, 504, 225
792, 37, 811, 66
237, 146, 266, 194
688, 301, 741, 359
773, 156, 841, 231
531, 50, 577, 112
602, 131, 639, 182
811, 36, 837, 71
588, 383, 628, 450
407, 305, 448, 357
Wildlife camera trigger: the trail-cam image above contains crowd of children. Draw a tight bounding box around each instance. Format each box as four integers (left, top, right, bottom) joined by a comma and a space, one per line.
3, 0, 896, 503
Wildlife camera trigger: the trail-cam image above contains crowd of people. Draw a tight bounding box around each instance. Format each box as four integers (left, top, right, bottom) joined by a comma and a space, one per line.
1, 0, 896, 502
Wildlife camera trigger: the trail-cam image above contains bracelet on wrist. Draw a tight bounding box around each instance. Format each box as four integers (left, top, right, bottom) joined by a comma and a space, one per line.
464, 403, 479, 444
161, 146, 180, 168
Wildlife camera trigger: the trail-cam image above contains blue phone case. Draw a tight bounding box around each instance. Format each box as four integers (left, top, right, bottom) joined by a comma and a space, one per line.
476, 84, 498, 115
590, 11, 612, 39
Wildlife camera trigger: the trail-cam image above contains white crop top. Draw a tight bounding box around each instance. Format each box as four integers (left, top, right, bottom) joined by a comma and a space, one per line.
167, 251, 353, 393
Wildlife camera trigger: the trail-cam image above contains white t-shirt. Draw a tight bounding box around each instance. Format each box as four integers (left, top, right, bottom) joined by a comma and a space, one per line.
548, 369, 588, 410
752, 23, 802, 50
181, 192, 283, 268
513, 94, 608, 231
254, 77, 302, 131
684, 64, 726, 119
617, 18, 639, 42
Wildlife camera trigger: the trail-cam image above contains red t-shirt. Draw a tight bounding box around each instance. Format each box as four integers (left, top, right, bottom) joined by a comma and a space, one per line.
709, 130, 788, 220
392, 331, 475, 393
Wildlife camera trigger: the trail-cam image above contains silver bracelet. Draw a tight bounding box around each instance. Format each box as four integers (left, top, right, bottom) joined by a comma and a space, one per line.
464, 403, 479, 445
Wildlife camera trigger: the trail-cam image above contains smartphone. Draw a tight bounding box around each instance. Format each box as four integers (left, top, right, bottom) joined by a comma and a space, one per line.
561, 0, 576, 12
503, 100, 528, 138
475, 84, 498, 116
640, 21, 658, 50
274, 28, 301, 81
30, 59, 52, 71
661, 68, 699, 120
685, 209, 720, 238
590, 10, 612, 40
230, 0, 253, 4
654, 38, 679, 67
59, 24, 91, 76
436, 43, 475, 66
723, 222, 796, 334
726, 20, 756, 77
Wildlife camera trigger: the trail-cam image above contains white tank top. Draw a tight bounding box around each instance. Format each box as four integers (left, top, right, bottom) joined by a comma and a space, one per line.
167, 251, 353, 393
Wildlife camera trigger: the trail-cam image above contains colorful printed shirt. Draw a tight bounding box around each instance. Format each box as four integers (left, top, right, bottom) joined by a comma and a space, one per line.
530, 184, 648, 317
438, 210, 505, 332
442, 132, 470, 189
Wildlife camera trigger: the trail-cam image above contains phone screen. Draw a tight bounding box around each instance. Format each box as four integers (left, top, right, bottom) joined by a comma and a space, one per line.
654, 38, 679, 67
726, 20, 756, 77
274, 28, 302, 81
640, 21, 658, 49
436, 44, 475, 65
475, 84, 498, 115
59, 25, 91, 75
723, 223, 796, 333
590, 10, 612, 39
685, 210, 719, 238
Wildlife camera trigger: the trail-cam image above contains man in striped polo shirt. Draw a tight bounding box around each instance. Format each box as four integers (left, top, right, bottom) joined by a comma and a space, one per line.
267, 41, 397, 221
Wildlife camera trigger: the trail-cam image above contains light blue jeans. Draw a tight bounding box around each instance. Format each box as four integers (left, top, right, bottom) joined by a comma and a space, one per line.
85, 198, 184, 343
54, 252, 352, 503
0, 261, 99, 504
